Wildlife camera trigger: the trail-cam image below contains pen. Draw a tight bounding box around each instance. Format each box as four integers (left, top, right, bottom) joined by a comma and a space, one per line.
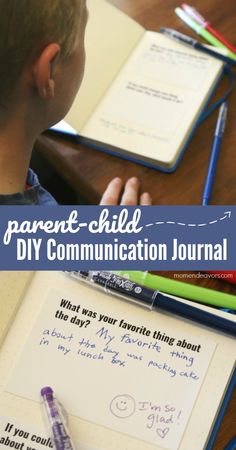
181, 4, 236, 56
175, 7, 236, 61
66, 271, 236, 336
113, 271, 236, 311
223, 436, 236, 450
41, 386, 75, 450
202, 102, 228, 206
66, 270, 159, 309
160, 28, 236, 67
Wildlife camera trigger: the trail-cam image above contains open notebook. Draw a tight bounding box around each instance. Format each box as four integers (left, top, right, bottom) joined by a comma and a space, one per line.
52, 0, 225, 171
0, 271, 235, 450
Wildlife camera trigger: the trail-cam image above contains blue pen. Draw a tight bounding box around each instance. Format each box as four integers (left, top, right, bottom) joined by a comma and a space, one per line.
160, 28, 236, 67
202, 102, 228, 206
223, 436, 236, 450
67, 271, 236, 337
41, 387, 75, 450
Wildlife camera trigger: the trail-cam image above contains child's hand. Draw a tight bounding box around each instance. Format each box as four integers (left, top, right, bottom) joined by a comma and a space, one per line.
100, 177, 152, 205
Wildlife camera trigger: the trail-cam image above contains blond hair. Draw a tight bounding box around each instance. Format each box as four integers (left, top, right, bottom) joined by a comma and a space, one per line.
0, 0, 86, 99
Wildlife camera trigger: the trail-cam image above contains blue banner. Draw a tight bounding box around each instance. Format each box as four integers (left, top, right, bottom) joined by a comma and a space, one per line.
0, 206, 235, 270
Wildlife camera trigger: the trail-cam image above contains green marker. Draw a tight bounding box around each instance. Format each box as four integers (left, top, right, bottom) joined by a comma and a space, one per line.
114, 271, 236, 311
175, 7, 236, 61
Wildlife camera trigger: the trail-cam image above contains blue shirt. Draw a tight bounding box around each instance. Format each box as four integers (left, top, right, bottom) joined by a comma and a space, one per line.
0, 169, 58, 205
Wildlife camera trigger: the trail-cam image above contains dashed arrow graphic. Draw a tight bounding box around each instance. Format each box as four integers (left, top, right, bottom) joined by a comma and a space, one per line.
145, 211, 231, 228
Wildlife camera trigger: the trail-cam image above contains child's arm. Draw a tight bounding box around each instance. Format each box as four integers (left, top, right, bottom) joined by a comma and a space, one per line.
100, 177, 152, 205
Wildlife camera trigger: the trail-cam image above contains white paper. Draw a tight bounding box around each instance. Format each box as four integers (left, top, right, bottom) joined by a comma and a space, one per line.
81, 31, 223, 166
7, 287, 216, 450
0, 414, 101, 450
0, 415, 53, 450
51, 120, 77, 135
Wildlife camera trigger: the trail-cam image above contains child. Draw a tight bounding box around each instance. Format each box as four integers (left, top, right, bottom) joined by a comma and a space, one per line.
0, 0, 151, 206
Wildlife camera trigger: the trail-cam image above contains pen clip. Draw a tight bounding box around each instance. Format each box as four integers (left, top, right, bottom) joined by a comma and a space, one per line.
215, 102, 228, 136
160, 28, 198, 47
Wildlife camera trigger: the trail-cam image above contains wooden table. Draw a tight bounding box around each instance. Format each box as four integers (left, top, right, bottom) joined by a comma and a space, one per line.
34, 1, 236, 448
35, 0, 236, 206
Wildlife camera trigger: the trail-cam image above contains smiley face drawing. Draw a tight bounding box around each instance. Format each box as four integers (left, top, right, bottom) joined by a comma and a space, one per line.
110, 394, 136, 418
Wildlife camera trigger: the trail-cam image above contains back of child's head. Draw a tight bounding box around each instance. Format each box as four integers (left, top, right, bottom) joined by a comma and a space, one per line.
0, 0, 86, 103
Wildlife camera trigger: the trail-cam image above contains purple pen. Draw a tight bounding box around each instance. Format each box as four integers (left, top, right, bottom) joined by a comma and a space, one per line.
41, 387, 75, 450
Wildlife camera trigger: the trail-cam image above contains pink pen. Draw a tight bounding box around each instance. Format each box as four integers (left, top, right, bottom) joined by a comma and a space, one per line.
182, 3, 236, 55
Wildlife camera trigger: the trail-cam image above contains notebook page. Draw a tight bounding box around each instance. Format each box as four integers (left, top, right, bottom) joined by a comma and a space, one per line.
0, 414, 101, 450
0, 272, 235, 450
81, 31, 223, 168
6, 283, 215, 449
65, 0, 144, 132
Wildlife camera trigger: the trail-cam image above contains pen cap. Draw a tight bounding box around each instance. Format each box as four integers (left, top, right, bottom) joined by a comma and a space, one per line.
160, 28, 198, 47
41, 386, 68, 422
40, 387, 57, 446
91, 271, 159, 310
41, 387, 58, 418
41, 386, 60, 430
41, 386, 75, 450
181, 4, 207, 27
